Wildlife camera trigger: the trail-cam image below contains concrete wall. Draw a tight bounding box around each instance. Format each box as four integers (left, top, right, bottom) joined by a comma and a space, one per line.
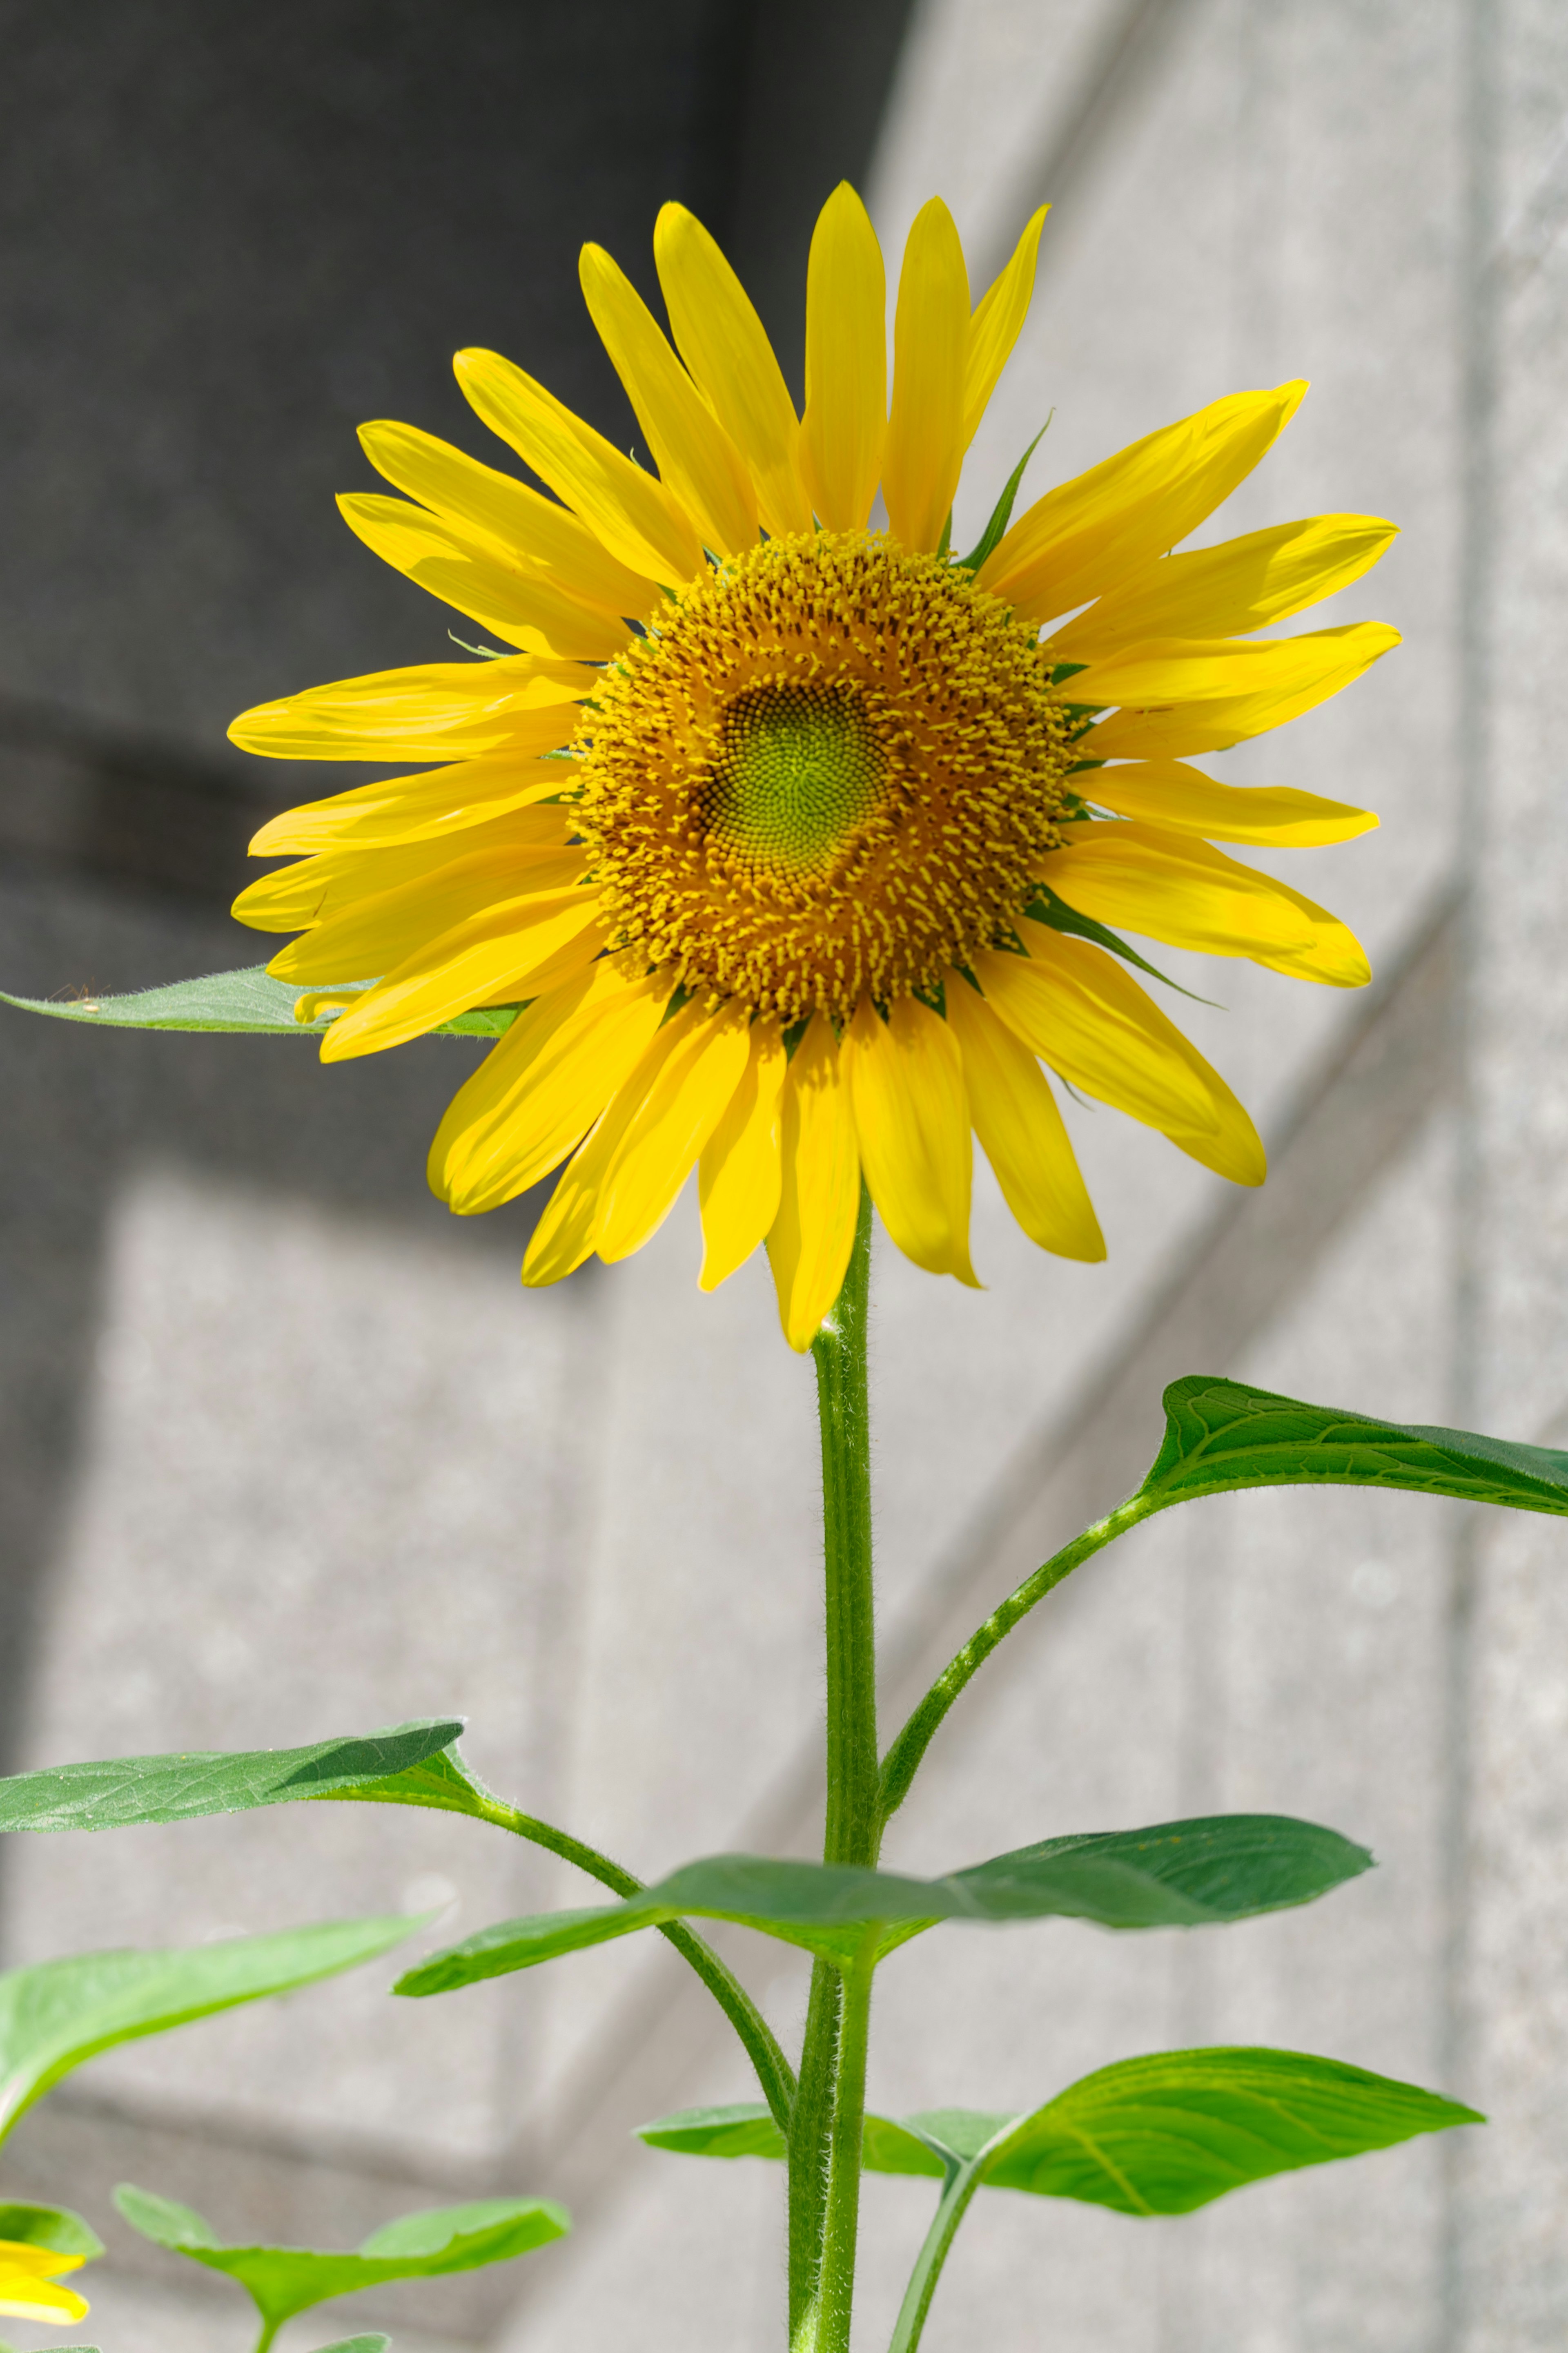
1, 3, 1566, 2350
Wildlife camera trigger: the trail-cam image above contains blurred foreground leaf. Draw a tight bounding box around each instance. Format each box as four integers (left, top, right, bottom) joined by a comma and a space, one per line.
116, 2186, 568, 2340
0, 1916, 416, 2140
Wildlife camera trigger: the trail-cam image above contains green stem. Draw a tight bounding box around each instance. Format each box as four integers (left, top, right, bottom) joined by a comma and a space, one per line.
814, 1931, 878, 2353
876, 1492, 1153, 1825
252, 2317, 280, 2353
886, 2156, 988, 2353
789, 1186, 878, 2345
479, 1798, 797, 2134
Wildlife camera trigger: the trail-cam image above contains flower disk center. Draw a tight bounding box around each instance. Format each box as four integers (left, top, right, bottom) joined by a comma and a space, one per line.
569, 531, 1074, 1024
700, 682, 890, 878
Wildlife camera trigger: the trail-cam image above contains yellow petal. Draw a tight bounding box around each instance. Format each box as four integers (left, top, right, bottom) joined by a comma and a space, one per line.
579, 244, 759, 556
1080, 622, 1400, 759
249, 749, 579, 857
358, 419, 661, 617
455, 347, 704, 587
882, 197, 970, 554
963, 206, 1047, 448
699, 1017, 786, 1289
267, 844, 586, 981
0, 2245, 84, 2279
0, 2278, 89, 2323
944, 974, 1104, 1260
1080, 758, 1376, 847
766, 1015, 861, 1351
1048, 513, 1397, 660
976, 925, 1265, 1184
318, 891, 604, 1061
523, 1006, 695, 1285
1048, 821, 1370, 986
337, 494, 630, 660
596, 1000, 754, 1262
229, 658, 590, 763
236, 808, 575, 931
654, 203, 813, 539
800, 183, 886, 531
841, 995, 976, 1282
431, 965, 670, 1212
978, 382, 1307, 627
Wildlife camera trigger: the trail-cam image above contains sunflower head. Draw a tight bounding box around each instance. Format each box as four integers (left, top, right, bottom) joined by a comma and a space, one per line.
230, 184, 1395, 1348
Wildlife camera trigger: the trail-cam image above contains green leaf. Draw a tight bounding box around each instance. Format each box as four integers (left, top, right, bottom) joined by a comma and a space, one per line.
635, 2102, 943, 2179
0, 968, 518, 1040
0, 2203, 103, 2259
304, 1740, 504, 1821
312, 2339, 390, 2353
396, 1813, 1369, 1990
979, 2047, 1481, 2212
0, 1916, 416, 2141
0, 1721, 465, 1833
955, 421, 1050, 573
114, 2186, 568, 2335
1146, 1377, 1568, 1519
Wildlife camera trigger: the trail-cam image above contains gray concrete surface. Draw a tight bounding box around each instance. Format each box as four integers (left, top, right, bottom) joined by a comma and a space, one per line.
1, 2, 1566, 2348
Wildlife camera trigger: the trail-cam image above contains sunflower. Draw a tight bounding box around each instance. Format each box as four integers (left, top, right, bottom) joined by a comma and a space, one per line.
231, 187, 1396, 1349
0, 2237, 89, 2325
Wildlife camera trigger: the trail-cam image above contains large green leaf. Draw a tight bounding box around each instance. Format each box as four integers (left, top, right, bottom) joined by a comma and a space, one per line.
642, 2048, 1476, 2212
1145, 1377, 1568, 1517
397, 1813, 1370, 1990
0, 1916, 416, 2140
115, 2186, 568, 2335
0, 1722, 464, 1833
0, 967, 517, 1039
0, 2203, 103, 2259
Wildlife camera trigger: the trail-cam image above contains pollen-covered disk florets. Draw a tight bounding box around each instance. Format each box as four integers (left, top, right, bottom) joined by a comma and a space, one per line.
566, 531, 1074, 1024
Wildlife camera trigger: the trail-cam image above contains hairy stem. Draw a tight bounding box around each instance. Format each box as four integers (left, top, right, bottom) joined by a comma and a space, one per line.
789, 1187, 878, 2344
876, 1492, 1154, 1825
815, 1932, 879, 2353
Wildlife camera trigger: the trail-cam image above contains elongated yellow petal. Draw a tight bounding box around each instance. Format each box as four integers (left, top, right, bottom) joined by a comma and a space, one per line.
595, 1001, 753, 1262
1071, 622, 1399, 709
580, 244, 758, 556
229, 658, 590, 763
0, 2275, 89, 2324
318, 891, 604, 1061
800, 183, 886, 531
1081, 622, 1401, 759
976, 926, 1265, 1184
236, 809, 575, 932
1048, 821, 1370, 987
431, 965, 669, 1212
1080, 759, 1376, 847
1049, 513, 1396, 660
358, 419, 660, 617
338, 494, 629, 660
882, 197, 969, 554
766, 1015, 861, 1350
267, 844, 586, 980
654, 203, 813, 539
978, 382, 1307, 626
841, 995, 976, 1282
249, 749, 578, 857
523, 1006, 697, 1285
699, 1017, 786, 1289
963, 206, 1047, 448
944, 974, 1103, 1260
455, 347, 704, 587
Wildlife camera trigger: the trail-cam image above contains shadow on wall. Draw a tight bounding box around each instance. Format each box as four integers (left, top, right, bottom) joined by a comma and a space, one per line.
0, 0, 915, 1795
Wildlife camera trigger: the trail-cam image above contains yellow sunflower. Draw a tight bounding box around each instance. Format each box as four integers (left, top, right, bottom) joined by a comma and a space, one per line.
0, 2237, 89, 2325
231, 186, 1395, 1349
